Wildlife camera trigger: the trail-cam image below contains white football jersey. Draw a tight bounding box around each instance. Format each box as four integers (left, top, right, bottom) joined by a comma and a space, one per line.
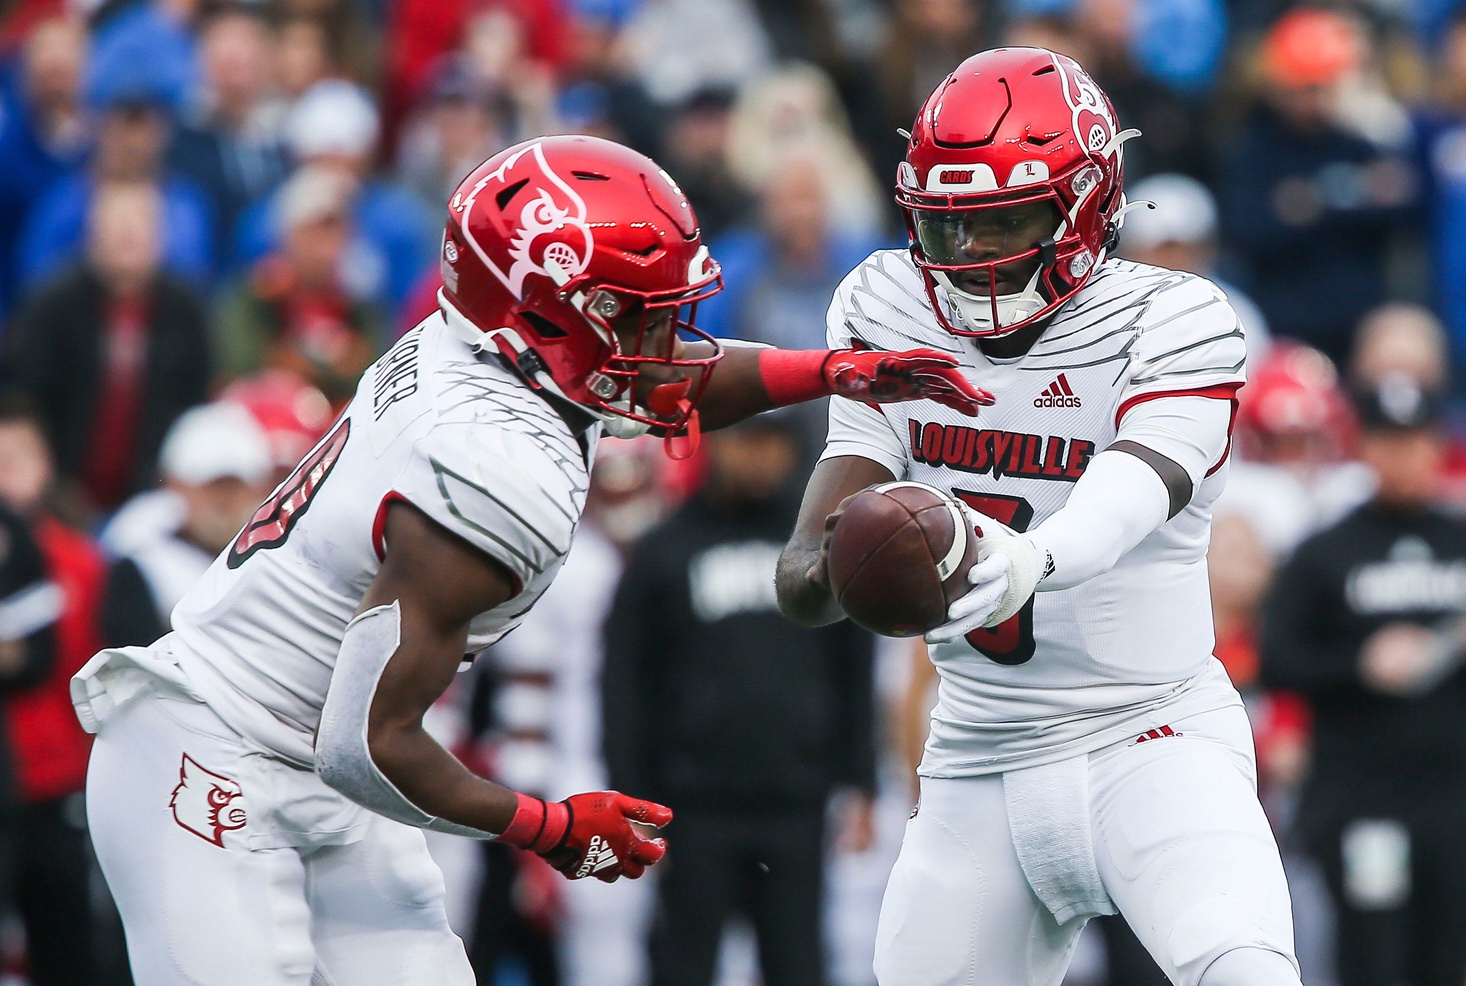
167, 312, 598, 766
824, 251, 1247, 777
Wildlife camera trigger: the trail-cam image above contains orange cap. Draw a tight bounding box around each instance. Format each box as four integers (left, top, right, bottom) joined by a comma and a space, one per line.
1263, 8, 1361, 88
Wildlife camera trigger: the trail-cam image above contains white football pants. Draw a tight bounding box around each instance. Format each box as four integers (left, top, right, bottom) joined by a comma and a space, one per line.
875, 705, 1298, 986
86, 686, 474, 986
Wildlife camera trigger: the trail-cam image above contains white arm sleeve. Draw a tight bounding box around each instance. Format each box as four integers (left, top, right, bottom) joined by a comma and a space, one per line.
315, 602, 495, 839
1027, 449, 1170, 591
1026, 392, 1237, 591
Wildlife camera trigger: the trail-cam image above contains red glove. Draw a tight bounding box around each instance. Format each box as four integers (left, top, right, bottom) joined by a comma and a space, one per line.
825, 348, 995, 415
497, 791, 673, 883
759, 348, 995, 416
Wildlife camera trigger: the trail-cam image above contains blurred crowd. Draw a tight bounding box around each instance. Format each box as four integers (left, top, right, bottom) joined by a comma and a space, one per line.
0, 0, 1465, 983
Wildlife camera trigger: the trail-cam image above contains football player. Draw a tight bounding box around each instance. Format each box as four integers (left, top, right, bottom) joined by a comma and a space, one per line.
70, 135, 991, 986
777, 49, 1303, 986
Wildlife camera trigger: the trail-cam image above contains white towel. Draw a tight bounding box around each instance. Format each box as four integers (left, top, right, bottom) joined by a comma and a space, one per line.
1002, 755, 1116, 924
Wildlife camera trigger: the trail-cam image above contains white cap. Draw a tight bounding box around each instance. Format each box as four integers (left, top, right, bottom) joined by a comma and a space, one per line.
276, 165, 355, 230
160, 403, 274, 486
1122, 173, 1219, 251
284, 80, 380, 161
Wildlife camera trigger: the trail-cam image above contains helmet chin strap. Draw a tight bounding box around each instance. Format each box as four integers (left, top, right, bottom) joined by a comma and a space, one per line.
936, 265, 1047, 335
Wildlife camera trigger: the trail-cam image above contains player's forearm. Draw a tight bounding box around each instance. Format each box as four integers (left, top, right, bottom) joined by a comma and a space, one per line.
366, 722, 519, 833
316, 602, 510, 838
1027, 449, 1170, 590
685, 342, 780, 431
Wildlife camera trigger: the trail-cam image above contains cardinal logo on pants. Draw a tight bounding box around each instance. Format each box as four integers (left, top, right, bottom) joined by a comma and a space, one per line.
170, 754, 247, 847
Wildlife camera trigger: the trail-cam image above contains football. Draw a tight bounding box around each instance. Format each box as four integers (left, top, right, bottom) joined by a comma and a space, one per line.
826, 482, 980, 637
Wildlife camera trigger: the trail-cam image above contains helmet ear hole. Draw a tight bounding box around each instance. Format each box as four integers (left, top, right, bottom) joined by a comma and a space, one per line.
520, 309, 570, 339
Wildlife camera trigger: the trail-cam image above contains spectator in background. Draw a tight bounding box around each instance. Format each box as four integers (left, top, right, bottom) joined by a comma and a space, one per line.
603, 413, 876, 986
0, 392, 107, 986
1417, 8, 1466, 382
1350, 303, 1451, 392
454, 2, 560, 139
218, 369, 334, 483
1119, 172, 1271, 354
1220, 8, 1417, 367
277, 12, 337, 104
1261, 377, 1466, 986
384, 0, 568, 140
215, 166, 384, 404
726, 64, 885, 237
1059, 0, 1225, 180
100, 402, 273, 648
235, 79, 437, 318
701, 143, 887, 453
703, 144, 886, 350
276, 0, 381, 94
394, 56, 510, 209
18, 59, 215, 291
170, 3, 290, 270
1226, 342, 1372, 551
619, 0, 772, 109
1344, 303, 1466, 504
558, 0, 664, 157
0, 17, 87, 324
657, 87, 748, 242
0, 501, 58, 949
7, 181, 211, 516
864, 0, 985, 183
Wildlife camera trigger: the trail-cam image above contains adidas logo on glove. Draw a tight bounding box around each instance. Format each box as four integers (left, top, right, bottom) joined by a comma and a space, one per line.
575, 835, 621, 879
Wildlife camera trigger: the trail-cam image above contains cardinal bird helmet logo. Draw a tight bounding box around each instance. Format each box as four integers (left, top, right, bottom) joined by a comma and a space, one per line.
450, 140, 594, 300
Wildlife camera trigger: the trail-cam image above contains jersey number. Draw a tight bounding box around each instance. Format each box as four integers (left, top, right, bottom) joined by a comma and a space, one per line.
227, 417, 350, 569
951, 491, 1036, 666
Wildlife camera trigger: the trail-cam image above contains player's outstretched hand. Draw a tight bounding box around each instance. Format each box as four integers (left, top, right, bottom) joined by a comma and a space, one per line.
541, 791, 673, 883
825, 349, 995, 416
926, 509, 1047, 645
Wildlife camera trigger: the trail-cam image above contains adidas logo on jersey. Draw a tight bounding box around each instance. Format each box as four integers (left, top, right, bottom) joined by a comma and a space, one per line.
1034, 374, 1082, 408
575, 835, 620, 879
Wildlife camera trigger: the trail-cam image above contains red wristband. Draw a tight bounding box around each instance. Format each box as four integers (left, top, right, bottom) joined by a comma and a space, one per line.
759, 348, 836, 406
497, 793, 570, 854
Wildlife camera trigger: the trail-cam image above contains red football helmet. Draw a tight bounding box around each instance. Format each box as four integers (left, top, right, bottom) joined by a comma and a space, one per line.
897, 47, 1138, 337
439, 135, 724, 433
1235, 342, 1355, 466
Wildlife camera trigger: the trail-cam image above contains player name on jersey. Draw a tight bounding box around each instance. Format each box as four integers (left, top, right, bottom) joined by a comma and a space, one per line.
373, 327, 423, 420
907, 419, 1095, 482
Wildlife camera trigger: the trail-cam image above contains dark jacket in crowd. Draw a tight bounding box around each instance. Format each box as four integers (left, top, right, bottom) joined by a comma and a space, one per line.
6, 265, 212, 508
1221, 106, 1417, 365
602, 492, 876, 812
1260, 501, 1466, 820
0, 506, 58, 815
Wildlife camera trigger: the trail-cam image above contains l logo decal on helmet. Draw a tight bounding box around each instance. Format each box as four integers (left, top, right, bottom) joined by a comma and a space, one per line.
453, 141, 595, 299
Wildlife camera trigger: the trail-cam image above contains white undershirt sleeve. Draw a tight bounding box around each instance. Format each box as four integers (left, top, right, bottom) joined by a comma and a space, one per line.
1113, 394, 1235, 489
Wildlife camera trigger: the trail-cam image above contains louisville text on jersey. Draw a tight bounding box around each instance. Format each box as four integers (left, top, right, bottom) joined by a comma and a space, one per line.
909, 420, 1095, 482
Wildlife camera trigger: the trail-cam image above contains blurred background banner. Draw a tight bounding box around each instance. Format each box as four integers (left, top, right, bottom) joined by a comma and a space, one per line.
3, 0, 1466, 983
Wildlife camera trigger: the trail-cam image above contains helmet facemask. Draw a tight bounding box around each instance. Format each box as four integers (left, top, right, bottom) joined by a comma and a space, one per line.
552, 265, 724, 436
900, 170, 1110, 339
